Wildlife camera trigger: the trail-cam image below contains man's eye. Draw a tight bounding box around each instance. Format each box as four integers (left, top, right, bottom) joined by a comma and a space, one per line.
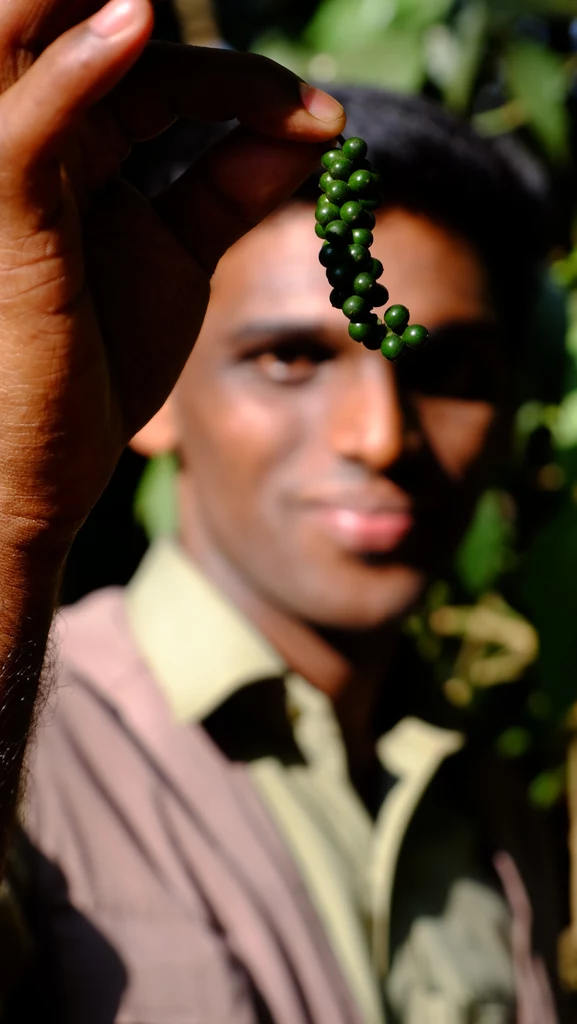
396, 325, 505, 404
398, 348, 497, 401
254, 343, 330, 384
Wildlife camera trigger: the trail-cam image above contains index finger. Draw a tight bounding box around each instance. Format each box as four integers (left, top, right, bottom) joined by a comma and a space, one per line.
110, 43, 346, 144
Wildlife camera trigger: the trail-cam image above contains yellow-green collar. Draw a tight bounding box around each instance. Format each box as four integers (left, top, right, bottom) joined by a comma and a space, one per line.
125, 539, 285, 723
125, 541, 464, 779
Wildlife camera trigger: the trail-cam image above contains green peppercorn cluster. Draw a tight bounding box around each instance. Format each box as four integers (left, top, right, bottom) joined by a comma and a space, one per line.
316, 137, 429, 361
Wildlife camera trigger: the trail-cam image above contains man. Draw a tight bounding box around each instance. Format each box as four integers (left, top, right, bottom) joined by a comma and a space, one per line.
9, 86, 572, 1024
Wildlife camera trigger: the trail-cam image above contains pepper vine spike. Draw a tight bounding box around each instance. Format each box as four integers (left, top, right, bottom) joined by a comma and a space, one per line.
316, 136, 429, 360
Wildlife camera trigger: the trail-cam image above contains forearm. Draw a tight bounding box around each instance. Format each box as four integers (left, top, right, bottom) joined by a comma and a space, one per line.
0, 536, 65, 865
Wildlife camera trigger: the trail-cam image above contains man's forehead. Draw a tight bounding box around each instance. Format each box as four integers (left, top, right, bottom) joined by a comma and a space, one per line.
210, 204, 331, 323
208, 202, 493, 337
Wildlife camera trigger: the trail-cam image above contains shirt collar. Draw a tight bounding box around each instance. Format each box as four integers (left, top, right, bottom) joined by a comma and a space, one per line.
125, 540, 463, 776
125, 538, 285, 723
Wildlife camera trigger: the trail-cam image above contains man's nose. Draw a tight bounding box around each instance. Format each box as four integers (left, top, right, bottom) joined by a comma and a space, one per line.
330, 358, 405, 471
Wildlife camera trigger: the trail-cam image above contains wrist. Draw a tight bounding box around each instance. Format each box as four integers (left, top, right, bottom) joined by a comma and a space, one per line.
0, 504, 76, 561
0, 513, 72, 617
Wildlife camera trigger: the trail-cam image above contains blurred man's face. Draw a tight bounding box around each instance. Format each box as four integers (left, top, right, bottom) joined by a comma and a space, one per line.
172, 203, 506, 629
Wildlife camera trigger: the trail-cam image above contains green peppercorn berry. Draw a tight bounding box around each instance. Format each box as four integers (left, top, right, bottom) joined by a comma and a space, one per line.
363, 211, 376, 230
358, 196, 382, 212
370, 258, 384, 278
347, 243, 371, 268
319, 171, 334, 192
340, 201, 366, 226
330, 156, 354, 181
315, 223, 326, 240
402, 324, 429, 348
316, 201, 340, 227
384, 304, 410, 333
327, 264, 354, 289
352, 228, 373, 247
342, 295, 370, 320
368, 283, 389, 308
353, 272, 376, 296
330, 289, 347, 309
371, 171, 383, 189
348, 169, 373, 193
325, 220, 353, 244
318, 244, 342, 268
325, 180, 350, 204
362, 329, 384, 352
381, 334, 405, 361
321, 149, 341, 171
342, 137, 368, 162
348, 321, 377, 343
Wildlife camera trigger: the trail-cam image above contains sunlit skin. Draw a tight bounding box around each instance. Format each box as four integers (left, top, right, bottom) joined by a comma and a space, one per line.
135, 203, 509, 790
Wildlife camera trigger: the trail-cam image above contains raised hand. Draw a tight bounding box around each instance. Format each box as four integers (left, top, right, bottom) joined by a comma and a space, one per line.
0, 0, 345, 849
0, 0, 345, 551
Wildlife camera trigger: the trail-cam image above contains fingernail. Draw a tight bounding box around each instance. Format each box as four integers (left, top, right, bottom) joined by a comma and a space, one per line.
300, 83, 344, 123
89, 0, 136, 38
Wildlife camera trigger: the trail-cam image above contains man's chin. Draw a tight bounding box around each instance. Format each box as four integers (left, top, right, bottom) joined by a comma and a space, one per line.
297, 566, 428, 632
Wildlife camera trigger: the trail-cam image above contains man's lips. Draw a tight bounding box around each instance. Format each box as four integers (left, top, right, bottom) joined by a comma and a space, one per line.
301, 496, 414, 553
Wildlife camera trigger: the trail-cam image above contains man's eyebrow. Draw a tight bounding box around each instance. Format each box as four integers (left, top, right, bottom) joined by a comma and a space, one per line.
429, 319, 500, 339
231, 321, 324, 342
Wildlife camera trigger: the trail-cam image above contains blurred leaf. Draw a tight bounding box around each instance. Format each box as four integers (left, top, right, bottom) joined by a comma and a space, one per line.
496, 726, 532, 758
473, 102, 526, 136
565, 289, 577, 363
553, 389, 577, 449
304, 0, 452, 53
326, 31, 426, 91
528, 766, 566, 808
389, 0, 453, 31
426, 1, 487, 112
504, 40, 570, 160
516, 271, 568, 407
428, 579, 452, 611
516, 400, 546, 441
455, 490, 515, 596
519, 498, 577, 715
251, 32, 312, 80
426, 25, 461, 92
552, 250, 577, 291
304, 0, 397, 53
134, 453, 178, 541
255, 21, 425, 92
443, 677, 474, 707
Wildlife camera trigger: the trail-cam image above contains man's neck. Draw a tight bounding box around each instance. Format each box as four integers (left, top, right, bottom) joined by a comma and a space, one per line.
180, 520, 398, 796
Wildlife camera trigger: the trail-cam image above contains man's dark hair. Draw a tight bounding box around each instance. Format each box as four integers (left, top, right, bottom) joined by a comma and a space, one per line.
295, 85, 549, 342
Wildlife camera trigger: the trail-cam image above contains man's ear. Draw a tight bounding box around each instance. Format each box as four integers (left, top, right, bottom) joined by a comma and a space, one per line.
130, 398, 176, 457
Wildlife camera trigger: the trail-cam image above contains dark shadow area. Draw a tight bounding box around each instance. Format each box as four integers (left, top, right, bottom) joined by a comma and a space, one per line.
217, 0, 321, 50
203, 677, 305, 765
60, 449, 148, 606
3, 831, 127, 1024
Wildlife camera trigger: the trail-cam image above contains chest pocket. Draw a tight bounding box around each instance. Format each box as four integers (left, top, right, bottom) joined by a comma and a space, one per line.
386, 880, 515, 1024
